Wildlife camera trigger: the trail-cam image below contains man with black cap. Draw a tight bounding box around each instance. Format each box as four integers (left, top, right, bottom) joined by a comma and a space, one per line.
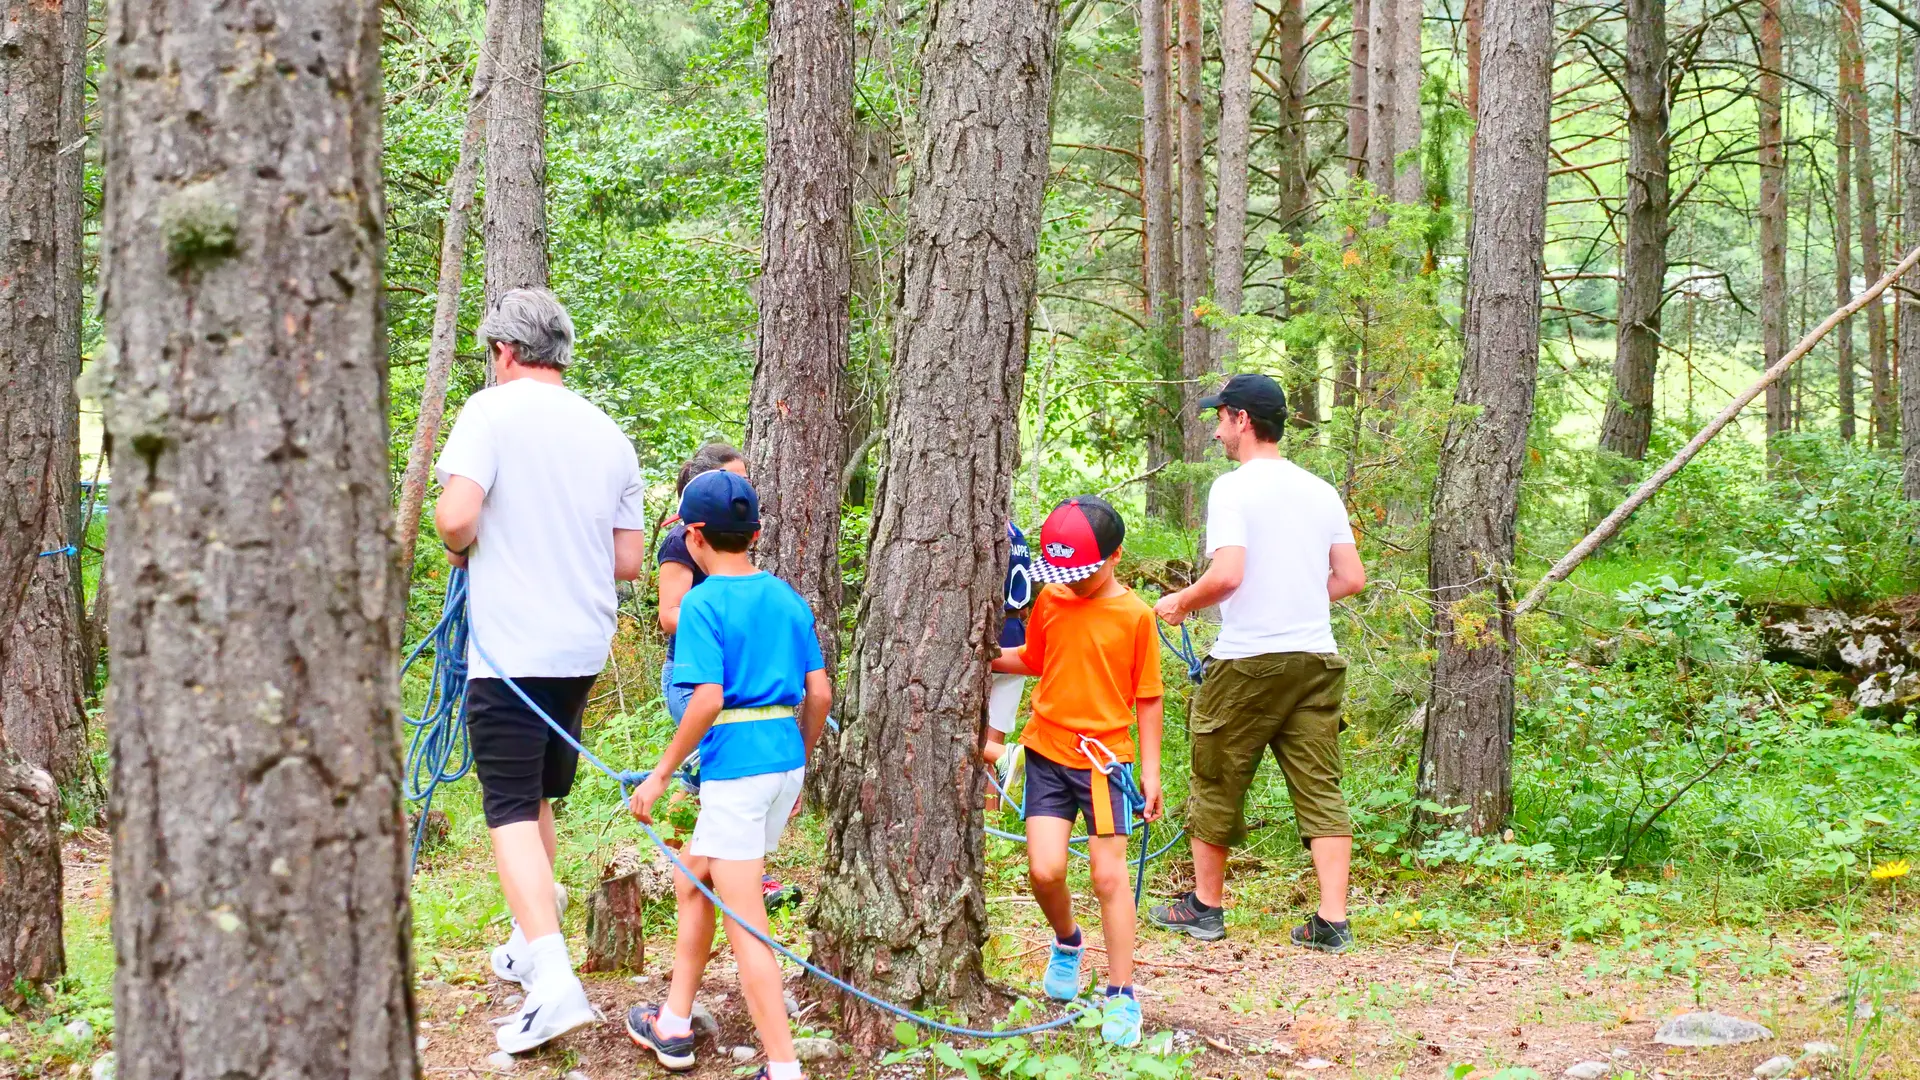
1148, 373, 1367, 951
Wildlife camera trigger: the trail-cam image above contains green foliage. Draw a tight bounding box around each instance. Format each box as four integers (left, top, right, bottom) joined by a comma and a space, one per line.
886, 1002, 1191, 1080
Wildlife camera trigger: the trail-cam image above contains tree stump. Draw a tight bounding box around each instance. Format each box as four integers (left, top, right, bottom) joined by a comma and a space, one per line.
582, 872, 645, 974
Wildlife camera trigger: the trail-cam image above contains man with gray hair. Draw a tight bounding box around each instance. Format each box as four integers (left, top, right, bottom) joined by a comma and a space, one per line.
434, 288, 648, 1050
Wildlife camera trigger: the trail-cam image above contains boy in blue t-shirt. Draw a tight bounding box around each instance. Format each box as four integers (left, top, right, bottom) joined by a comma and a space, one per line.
625, 470, 831, 1080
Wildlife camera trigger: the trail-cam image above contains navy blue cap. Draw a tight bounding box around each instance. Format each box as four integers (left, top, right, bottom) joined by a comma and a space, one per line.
679, 469, 760, 534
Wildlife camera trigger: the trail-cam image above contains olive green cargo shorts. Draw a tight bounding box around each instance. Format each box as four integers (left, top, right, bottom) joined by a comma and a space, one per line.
1187, 652, 1351, 847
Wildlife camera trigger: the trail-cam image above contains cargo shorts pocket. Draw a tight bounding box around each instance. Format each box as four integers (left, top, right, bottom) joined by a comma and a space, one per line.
1190, 655, 1293, 735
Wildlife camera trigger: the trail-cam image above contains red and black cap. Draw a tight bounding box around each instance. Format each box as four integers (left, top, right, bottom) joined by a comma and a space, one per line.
1032, 495, 1126, 584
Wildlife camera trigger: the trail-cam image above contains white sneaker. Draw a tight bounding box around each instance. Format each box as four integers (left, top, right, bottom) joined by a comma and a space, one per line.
494, 972, 598, 1053
490, 882, 571, 986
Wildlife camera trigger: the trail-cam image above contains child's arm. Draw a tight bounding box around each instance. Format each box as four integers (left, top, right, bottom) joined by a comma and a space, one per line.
798, 668, 832, 754
1135, 695, 1164, 822
629, 683, 721, 823
991, 647, 1039, 677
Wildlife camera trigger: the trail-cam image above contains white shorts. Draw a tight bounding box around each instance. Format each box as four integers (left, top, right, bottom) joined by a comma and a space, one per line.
686, 767, 805, 861
988, 673, 1027, 735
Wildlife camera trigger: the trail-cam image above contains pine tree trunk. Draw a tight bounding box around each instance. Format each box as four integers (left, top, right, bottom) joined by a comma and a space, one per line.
1277, 0, 1317, 424
0, 0, 88, 1003
1142, 0, 1181, 515
1904, 20, 1920, 497
1367, 0, 1398, 192
1211, 0, 1254, 364
1337, 0, 1367, 410
1177, 0, 1210, 498
1597, 0, 1668, 462
485, 0, 549, 310
1758, 0, 1790, 449
1838, 8, 1860, 443
749, 0, 852, 670
1465, 0, 1482, 196
811, 0, 1056, 1044
1392, 0, 1423, 204
1848, 0, 1893, 447
395, 5, 501, 599
1418, 0, 1552, 837
100, 1, 418, 1074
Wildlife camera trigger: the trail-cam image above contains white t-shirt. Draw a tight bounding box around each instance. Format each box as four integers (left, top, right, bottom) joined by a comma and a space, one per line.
1203, 457, 1356, 658
436, 380, 645, 679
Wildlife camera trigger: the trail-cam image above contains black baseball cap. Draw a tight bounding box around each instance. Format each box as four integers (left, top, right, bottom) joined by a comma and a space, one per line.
1196, 372, 1288, 425
679, 469, 760, 535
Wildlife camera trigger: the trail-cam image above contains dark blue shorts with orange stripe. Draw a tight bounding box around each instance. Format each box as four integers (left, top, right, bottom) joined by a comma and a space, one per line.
1023, 751, 1135, 837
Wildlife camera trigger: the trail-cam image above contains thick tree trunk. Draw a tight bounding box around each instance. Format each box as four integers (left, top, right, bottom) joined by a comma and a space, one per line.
1759, 0, 1790, 449
100, 1, 418, 1075
1597, 0, 1668, 462
1177, 0, 1210, 493
1366, 0, 1398, 192
749, 0, 853, 670
0, 0, 87, 1003
1392, 0, 1423, 204
1419, 0, 1551, 837
484, 0, 549, 309
811, 0, 1056, 1044
1847, 0, 1893, 447
1143, 0, 1181, 516
1905, 22, 1920, 497
1838, 9, 1860, 442
1211, 0, 1254, 363
395, 6, 501, 601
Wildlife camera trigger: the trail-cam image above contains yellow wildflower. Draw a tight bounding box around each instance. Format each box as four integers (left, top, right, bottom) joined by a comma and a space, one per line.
1870, 860, 1910, 880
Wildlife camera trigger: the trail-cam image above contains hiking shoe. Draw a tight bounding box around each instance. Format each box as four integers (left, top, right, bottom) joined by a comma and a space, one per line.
489, 882, 570, 986
494, 973, 597, 1053
763, 875, 804, 913
1147, 892, 1225, 941
1101, 995, 1143, 1048
1042, 940, 1084, 1001
1290, 913, 1354, 954
625, 1003, 697, 1072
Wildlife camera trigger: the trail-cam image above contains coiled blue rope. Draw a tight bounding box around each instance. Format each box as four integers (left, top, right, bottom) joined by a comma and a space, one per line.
400, 571, 475, 870
1157, 622, 1205, 685
979, 751, 1183, 907
403, 568, 1104, 1041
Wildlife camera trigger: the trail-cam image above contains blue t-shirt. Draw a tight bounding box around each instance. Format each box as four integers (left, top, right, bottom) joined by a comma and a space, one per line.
672, 571, 824, 781
1001, 522, 1032, 649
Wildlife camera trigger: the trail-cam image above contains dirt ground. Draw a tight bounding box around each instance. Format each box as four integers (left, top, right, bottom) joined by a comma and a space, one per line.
47, 839, 1920, 1080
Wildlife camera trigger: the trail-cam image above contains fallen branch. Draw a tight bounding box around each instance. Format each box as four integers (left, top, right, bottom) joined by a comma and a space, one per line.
1514, 243, 1920, 618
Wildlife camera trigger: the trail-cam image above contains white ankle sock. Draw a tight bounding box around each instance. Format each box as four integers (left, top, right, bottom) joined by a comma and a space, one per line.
525, 933, 572, 987
657, 1004, 693, 1038
767, 1059, 802, 1080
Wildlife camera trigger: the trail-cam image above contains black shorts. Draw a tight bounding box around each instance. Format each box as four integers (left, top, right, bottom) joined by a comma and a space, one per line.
466, 675, 597, 828
1023, 751, 1135, 837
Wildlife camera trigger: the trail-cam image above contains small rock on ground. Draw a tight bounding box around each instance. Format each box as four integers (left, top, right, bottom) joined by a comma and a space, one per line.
1803, 1042, 1840, 1058
731, 1046, 758, 1063
690, 1003, 719, 1038
793, 1038, 840, 1063
90, 1054, 114, 1080
64, 1021, 92, 1043
1300, 1059, 1335, 1070
486, 1051, 517, 1072
1752, 1056, 1794, 1079
784, 991, 800, 1016
1654, 1012, 1773, 1047
1565, 1062, 1610, 1080
566, 1071, 592, 1080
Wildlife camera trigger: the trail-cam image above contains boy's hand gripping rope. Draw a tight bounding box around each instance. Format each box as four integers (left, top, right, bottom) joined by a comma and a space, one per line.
401, 569, 1105, 1041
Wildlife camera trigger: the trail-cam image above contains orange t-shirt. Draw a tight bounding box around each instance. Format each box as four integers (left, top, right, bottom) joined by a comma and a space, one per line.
1016, 585, 1165, 768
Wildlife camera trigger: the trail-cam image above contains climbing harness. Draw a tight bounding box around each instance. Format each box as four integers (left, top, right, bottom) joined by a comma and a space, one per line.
401, 569, 1107, 1040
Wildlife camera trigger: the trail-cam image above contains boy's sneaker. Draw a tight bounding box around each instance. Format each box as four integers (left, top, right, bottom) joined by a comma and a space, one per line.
490, 882, 570, 986
763, 875, 803, 913
495, 971, 597, 1052
625, 1004, 697, 1072
1042, 941, 1084, 1002
1290, 913, 1353, 954
1101, 995, 1143, 1048
1147, 892, 1225, 941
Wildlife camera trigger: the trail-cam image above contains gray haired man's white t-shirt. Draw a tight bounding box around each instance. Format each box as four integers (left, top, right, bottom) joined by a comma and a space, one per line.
1203, 457, 1356, 659
436, 380, 646, 679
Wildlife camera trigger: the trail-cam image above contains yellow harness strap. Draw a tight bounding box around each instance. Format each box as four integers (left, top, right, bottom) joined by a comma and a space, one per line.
713, 705, 796, 726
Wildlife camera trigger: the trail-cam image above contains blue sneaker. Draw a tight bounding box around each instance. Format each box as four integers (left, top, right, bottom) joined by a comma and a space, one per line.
625, 1004, 696, 1072
1101, 994, 1142, 1048
1042, 940, 1084, 1001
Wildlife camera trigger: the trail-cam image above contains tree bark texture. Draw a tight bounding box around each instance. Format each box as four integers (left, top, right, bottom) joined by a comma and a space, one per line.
1142, 0, 1181, 516
1366, 0, 1398, 192
395, 4, 500, 601
1837, 8, 1859, 443
1177, 0, 1210, 485
1419, 0, 1551, 837
1276, 0, 1317, 423
1905, 22, 1920, 497
1211, 0, 1254, 363
811, 0, 1057, 1043
100, 2, 418, 1076
1758, 0, 1790, 445
1464, 0, 1482, 196
1597, 0, 1668, 462
1347, 0, 1369, 190
484, 0, 549, 309
1846, 0, 1893, 447
749, 0, 853, 671
1392, 0, 1423, 204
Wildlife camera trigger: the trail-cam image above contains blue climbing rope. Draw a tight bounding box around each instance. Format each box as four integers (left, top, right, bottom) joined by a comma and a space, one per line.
1156, 622, 1206, 685
979, 748, 1184, 907
402, 569, 1105, 1041
37, 545, 77, 558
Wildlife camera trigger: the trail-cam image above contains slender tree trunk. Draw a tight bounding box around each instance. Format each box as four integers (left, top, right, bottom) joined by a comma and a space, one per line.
1465, 0, 1482, 197
1337, 0, 1368, 409
1177, 0, 1211, 500
1759, 0, 1790, 450
1392, 0, 1424, 204
1418, 0, 1552, 837
1277, 0, 1317, 424
1143, 0, 1181, 517
1597, 0, 1669, 462
101, 1, 418, 1074
1212, 0, 1255, 364
1838, 9, 1860, 442
749, 0, 852, 671
0, 0, 85, 1003
1848, 0, 1893, 446
395, 5, 501, 602
1367, 0, 1399, 192
1905, 5, 1920, 495
811, 0, 1056, 1044
484, 0, 549, 314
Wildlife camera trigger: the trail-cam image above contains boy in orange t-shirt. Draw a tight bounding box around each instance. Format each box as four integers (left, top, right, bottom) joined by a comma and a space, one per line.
991, 495, 1163, 1048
